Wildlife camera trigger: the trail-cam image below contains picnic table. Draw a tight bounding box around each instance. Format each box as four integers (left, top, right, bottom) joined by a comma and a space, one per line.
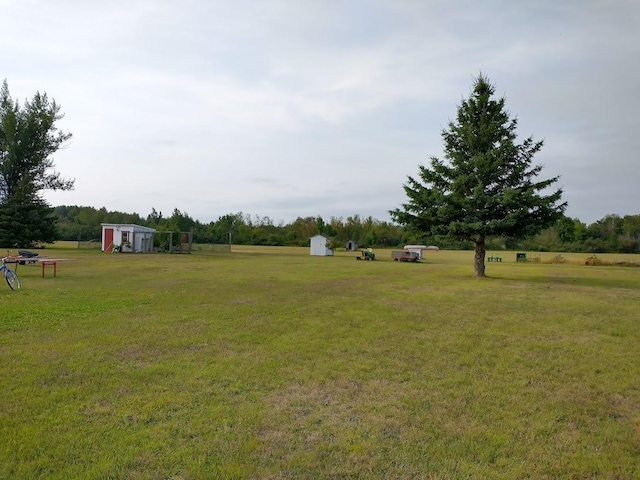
6, 253, 63, 277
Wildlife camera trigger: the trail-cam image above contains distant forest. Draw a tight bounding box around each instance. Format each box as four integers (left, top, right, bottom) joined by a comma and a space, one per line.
53, 205, 640, 254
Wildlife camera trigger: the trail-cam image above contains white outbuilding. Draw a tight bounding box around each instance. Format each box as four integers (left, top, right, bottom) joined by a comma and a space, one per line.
310, 235, 334, 256
101, 224, 157, 253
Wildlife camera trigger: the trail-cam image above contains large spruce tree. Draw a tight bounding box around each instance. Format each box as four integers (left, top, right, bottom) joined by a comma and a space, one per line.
0, 79, 74, 247
391, 75, 566, 277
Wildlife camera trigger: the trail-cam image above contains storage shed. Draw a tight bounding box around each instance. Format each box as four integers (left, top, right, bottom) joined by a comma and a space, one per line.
310, 235, 334, 256
345, 239, 358, 252
101, 224, 156, 253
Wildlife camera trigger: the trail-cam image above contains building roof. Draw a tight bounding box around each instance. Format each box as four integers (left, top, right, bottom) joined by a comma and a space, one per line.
101, 223, 157, 233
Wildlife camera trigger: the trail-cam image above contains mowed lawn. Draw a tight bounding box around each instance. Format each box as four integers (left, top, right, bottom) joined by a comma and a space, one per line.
1, 246, 639, 479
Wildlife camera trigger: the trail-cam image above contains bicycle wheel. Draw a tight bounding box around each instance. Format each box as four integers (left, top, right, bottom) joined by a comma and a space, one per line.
6, 269, 21, 290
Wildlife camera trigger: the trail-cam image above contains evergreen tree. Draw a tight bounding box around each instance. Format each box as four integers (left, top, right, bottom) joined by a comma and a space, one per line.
391, 75, 565, 276
0, 80, 74, 246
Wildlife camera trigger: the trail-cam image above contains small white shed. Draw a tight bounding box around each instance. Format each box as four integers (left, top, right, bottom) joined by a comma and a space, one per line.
101, 224, 156, 253
310, 235, 334, 256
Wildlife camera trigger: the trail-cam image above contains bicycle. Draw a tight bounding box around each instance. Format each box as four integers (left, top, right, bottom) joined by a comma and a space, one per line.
1, 254, 21, 290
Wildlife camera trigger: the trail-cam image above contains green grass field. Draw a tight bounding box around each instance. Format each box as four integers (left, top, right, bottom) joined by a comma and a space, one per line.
1, 246, 639, 479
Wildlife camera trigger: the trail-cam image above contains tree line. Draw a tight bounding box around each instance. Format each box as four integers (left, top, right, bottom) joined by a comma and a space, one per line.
54, 206, 409, 249
53, 205, 640, 254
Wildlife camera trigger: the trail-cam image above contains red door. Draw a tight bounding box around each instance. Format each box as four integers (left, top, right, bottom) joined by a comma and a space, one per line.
104, 228, 114, 252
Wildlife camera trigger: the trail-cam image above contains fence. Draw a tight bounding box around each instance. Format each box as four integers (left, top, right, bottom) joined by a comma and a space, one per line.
191, 243, 232, 253
77, 240, 101, 250
77, 240, 232, 253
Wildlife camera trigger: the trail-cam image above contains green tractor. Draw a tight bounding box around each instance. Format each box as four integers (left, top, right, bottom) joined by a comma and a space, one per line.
356, 249, 376, 261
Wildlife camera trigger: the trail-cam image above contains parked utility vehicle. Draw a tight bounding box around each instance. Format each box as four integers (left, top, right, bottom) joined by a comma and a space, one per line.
392, 250, 420, 262
356, 249, 376, 261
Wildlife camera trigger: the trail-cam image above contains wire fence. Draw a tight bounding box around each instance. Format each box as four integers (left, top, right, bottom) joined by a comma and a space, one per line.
77, 240, 101, 250
191, 243, 232, 253
77, 240, 232, 253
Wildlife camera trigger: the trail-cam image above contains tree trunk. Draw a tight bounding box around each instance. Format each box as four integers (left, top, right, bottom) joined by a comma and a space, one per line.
474, 237, 486, 277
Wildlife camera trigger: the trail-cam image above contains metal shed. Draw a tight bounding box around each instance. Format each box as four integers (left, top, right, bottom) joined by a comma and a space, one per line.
310, 235, 334, 256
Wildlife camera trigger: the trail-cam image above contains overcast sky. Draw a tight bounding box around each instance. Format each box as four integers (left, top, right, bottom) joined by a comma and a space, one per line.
2, 1, 638, 225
